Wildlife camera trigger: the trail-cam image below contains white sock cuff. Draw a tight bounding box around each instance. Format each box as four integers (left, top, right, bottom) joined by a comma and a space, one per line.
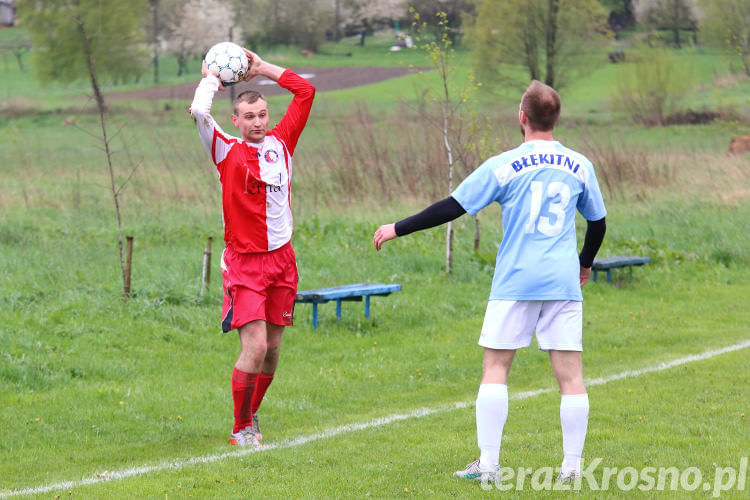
562, 456, 582, 470
561, 393, 589, 407
478, 384, 508, 399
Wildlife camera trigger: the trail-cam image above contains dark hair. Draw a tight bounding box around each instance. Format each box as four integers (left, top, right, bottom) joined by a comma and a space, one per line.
520, 80, 561, 131
233, 90, 266, 114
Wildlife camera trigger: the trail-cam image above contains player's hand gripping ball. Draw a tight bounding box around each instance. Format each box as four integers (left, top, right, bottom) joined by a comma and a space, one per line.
204, 42, 249, 86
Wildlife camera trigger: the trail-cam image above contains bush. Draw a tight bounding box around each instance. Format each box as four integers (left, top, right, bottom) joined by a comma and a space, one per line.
296, 102, 510, 205
610, 49, 694, 126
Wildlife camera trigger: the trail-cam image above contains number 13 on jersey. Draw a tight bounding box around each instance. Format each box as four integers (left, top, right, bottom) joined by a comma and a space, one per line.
524, 181, 571, 237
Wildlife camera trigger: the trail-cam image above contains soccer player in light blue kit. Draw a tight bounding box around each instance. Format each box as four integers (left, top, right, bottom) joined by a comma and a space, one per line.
373, 81, 607, 483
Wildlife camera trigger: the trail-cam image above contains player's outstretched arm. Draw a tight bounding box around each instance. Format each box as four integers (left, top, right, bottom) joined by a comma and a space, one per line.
190, 61, 232, 165
245, 48, 315, 156
372, 196, 466, 251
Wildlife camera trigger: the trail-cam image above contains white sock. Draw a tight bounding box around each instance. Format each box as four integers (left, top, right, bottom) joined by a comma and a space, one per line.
560, 393, 589, 472
476, 384, 508, 469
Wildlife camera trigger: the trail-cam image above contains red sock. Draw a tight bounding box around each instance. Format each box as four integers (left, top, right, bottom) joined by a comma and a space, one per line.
232, 368, 257, 433
250, 371, 274, 416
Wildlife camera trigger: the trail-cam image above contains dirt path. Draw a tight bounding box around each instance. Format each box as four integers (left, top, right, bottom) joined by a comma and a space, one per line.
106, 66, 424, 101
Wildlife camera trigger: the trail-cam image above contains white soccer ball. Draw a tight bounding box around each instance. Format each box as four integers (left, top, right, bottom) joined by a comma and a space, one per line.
204, 42, 248, 86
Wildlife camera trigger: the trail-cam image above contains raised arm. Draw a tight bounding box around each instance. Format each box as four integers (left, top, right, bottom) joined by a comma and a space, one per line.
190, 61, 233, 165
243, 49, 315, 155
243, 49, 285, 81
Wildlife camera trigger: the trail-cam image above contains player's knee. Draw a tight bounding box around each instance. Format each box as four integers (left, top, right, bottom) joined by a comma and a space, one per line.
240, 341, 267, 364
264, 343, 280, 361
558, 377, 585, 394
481, 363, 511, 384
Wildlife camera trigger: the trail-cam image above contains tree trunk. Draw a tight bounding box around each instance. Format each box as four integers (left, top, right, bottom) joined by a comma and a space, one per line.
201, 236, 213, 297
273, 1, 280, 37
77, 18, 128, 301
525, 34, 540, 81
440, 57, 454, 275
474, 218, 480, 252
523, 4, 540, 81
177, 37, 187, 76
445, 222, 453, 274
177, 54, 186, 77
151, 0, 159, 83
13, 51, 24, 71
334, 0, 341, 41
545, 0, 559, 88
124, 236, 134, 302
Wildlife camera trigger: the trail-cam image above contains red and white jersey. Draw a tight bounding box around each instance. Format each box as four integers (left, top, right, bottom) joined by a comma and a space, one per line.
190, 70, 315, 253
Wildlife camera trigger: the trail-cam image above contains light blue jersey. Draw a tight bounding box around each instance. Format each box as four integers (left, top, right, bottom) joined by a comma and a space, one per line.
452, 140, 607, 301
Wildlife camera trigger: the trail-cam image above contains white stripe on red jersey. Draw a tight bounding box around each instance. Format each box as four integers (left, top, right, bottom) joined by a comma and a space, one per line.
190, 70, 315, 252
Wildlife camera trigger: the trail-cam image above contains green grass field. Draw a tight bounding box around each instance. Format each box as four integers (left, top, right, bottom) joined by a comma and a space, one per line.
1, 25, 749, 499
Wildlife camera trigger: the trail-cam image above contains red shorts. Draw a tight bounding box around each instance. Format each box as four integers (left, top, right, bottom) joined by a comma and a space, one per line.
220, 242, 298, 332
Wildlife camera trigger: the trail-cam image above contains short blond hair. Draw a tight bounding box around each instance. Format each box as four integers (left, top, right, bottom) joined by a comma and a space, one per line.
233, 90, 266, 114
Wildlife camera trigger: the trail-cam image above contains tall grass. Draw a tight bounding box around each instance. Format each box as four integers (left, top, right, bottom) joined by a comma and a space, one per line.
296, 101, 512, 205
1, 97, 738, 217
578, 130, 678, 201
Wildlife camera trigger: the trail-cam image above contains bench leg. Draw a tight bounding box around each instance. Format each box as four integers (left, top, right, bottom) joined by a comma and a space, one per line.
365, 295, 370, 318
336, 299, 342, 320
629, 265, 633, 278
312, 303, 318, 329
606, 269, 611, 283
592, 270, 598, 282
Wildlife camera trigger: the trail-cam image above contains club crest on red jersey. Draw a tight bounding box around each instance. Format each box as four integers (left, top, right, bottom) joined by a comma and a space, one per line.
264, 150, 279, 163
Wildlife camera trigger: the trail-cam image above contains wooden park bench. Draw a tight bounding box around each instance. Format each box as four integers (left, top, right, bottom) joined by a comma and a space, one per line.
592, 256, 651, 283
295, 283, 402, 329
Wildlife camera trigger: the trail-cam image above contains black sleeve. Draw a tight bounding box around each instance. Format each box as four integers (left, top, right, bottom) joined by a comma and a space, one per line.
394, 196, 467, 237
579, 217, 606, 268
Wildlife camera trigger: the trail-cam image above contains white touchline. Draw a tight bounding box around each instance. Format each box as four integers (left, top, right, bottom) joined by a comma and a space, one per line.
3, 339, 749, 498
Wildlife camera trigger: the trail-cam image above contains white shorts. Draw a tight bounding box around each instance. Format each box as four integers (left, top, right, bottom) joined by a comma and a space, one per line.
479, 300, 583, 351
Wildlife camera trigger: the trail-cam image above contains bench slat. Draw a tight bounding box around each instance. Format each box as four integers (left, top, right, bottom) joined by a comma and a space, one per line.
296, 283, 402, 302
297, 283, 371, 295
592, 256, 651, 270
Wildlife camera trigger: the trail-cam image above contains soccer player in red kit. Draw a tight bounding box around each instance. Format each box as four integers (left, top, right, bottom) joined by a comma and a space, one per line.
190, 48, 315, 447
